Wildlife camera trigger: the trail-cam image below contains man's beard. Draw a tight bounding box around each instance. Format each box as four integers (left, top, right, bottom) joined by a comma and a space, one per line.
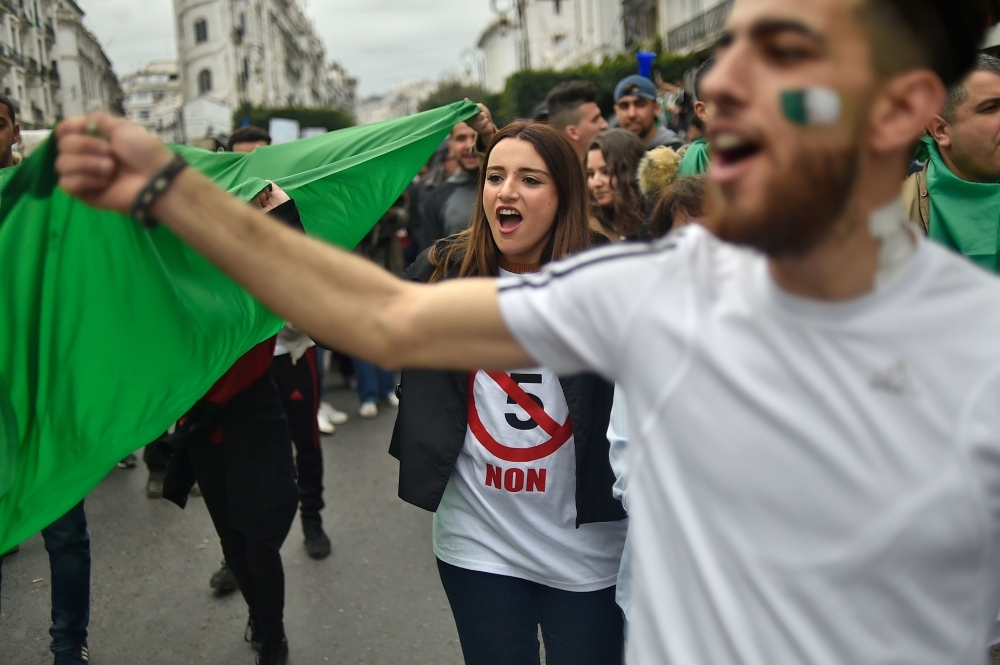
705, 142, 860, 258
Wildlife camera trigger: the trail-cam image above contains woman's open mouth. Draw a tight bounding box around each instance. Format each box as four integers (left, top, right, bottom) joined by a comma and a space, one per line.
497, 207, 523, 234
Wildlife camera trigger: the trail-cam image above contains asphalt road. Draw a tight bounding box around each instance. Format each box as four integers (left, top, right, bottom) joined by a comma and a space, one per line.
0, 382, 464, 665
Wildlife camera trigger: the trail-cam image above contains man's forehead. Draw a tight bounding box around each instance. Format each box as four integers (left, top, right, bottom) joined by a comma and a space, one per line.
451, 123, 474, 138
727, 0, 861, 38
963, 71, 1000, 102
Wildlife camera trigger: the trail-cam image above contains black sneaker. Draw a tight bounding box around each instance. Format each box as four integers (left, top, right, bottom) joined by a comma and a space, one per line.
209, 560, 238, 593
146, 471, 164, 499
302, 517, 331, 560
117, 454, 138, 469
256, 638, 288, 665
53, 644, 88, 664
245, 617, 263, 654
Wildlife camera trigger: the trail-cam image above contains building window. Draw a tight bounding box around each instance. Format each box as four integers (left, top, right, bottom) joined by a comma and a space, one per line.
139, 110, 150, 120
198, 68, 212, 94
194, 19, 208, 44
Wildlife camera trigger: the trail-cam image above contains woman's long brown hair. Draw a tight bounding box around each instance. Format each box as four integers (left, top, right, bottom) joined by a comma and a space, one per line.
428, 121, 596, 282
589, 128, 647, 240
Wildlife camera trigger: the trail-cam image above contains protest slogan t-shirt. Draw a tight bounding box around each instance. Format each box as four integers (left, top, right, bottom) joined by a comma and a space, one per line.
433, 270, 626, 591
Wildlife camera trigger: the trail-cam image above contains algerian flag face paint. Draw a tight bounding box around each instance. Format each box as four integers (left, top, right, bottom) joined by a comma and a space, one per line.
781, 87, 842, 126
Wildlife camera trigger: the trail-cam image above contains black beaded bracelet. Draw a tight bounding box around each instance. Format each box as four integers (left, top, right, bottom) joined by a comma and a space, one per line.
129, 153, 189, 229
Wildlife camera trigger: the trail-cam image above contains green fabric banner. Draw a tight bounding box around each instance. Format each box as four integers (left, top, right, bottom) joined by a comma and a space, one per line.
0, 101, 479, 552
678, 138, 710, 178
924, 135, 1000, 272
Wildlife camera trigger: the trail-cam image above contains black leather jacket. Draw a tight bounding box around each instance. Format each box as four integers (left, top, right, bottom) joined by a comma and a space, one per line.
388, 246, 627, 527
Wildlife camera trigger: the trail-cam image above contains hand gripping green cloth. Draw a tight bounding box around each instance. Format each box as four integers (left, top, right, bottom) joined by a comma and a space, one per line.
924, 135, 1000, 272
0, 101, 480, 552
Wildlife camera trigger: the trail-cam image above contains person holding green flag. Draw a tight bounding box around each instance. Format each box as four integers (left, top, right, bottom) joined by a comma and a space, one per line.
901, 54, 1000, 272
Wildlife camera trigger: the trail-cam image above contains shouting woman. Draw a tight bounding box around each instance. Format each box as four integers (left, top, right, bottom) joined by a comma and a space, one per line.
390, 121, 628, 665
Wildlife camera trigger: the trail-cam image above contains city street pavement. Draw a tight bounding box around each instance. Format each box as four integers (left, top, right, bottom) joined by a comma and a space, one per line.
0, 381, 464, 665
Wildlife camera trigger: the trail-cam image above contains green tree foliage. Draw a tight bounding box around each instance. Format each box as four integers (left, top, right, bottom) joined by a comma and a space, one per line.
417, 80, 503, 124
462, 51, 699, 127
232, 105, 354, 133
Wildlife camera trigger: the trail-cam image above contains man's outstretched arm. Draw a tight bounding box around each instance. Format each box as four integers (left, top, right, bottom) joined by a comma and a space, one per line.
54, 114, 534, 371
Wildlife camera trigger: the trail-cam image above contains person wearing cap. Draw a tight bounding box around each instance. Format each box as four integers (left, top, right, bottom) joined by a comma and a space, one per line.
613, 74, 683, 151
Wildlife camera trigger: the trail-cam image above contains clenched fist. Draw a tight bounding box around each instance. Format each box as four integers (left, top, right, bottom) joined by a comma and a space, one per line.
55, 113, 174, 215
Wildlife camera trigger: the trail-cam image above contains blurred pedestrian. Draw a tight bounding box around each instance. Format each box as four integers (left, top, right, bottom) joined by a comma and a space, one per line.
678, 58, 715, 177
418, 105, 498, 244
613, 75, 683, 150
587, 129, 649, 240
648, 175, 708, 237
545, 80, 609, 162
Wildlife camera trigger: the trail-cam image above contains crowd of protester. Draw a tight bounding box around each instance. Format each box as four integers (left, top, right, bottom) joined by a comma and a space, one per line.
8, 1, 1000, 662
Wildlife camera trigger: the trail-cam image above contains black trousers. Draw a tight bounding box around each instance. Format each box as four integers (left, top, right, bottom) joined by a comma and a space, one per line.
188, 374, 298, 645
270, 347, 325, 518
437, 559, 624, 665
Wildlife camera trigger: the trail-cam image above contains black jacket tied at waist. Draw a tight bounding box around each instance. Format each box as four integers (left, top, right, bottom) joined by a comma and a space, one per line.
388, 246, 627, 527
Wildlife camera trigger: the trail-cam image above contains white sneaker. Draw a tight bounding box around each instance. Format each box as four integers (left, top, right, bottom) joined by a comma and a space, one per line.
320, 402, 349, 425
384, 393, 400, 408
359, 402, 378, 419
317, 411, 336, 435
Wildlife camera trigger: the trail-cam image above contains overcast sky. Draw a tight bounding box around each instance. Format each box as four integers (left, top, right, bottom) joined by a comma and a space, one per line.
78, 0, 496, 96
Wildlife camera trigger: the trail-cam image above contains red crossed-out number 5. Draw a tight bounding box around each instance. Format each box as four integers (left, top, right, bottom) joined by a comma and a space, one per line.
467, 371, 573, 463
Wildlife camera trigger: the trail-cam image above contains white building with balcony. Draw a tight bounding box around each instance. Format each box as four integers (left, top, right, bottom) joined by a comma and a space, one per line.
54, 0, 122, 120
477, 0, 624, 93
173, 0, 354, 140
660, 0, 733, 56
122, 60, 183, 144
0, 0, 60, 129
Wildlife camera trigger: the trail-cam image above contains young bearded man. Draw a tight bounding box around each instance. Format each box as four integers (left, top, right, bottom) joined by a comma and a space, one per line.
53, 1, 1000, 663
613, 74, 684, 150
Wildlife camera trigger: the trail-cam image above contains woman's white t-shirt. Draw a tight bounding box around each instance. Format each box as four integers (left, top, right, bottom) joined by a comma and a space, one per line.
432, 268, 627, 592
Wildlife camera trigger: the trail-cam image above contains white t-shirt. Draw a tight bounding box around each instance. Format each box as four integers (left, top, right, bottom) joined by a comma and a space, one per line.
433, 272, 628, 592
498, 214, 1000, 665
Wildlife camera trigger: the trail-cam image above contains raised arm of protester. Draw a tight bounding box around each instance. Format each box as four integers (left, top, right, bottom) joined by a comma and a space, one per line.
54, 113, 527, 372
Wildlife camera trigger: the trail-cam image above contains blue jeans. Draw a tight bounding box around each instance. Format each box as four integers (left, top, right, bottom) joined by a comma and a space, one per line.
436, 559, 624, 665
353, 357, 395, 405
0, 501, 90, 654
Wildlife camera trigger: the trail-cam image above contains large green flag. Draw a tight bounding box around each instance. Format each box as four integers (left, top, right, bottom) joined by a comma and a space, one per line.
0, 101, 479, 552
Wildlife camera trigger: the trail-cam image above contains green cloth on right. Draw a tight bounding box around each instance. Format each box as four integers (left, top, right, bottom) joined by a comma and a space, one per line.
679, 138, 710, 177
924, 135, 1000, 272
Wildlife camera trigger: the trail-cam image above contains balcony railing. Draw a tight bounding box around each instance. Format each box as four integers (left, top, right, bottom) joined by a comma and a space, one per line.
667, 0, 734, 54
623, 0, 658, 48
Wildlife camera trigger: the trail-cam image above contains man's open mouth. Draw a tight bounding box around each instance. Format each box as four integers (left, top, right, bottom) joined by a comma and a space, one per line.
713, 133, 762, 166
